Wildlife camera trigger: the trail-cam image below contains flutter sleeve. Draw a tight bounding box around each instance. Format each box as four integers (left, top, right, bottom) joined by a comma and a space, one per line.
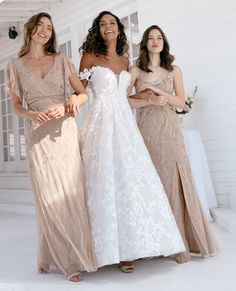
5, 60, 23, 100
61, 54, 79, 97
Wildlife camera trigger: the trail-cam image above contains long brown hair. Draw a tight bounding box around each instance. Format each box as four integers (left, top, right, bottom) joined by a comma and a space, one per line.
137, 25, 174, 72
79, 11, 128, 56
18, 12, 57, 57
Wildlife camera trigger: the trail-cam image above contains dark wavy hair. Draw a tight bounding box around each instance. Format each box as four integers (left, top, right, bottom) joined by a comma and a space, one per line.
79, 11, 128, 56
137, 25, 174, 72
18, 12, 57, 57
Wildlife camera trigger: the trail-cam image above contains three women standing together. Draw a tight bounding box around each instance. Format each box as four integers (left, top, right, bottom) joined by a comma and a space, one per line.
6, 10, 219, 282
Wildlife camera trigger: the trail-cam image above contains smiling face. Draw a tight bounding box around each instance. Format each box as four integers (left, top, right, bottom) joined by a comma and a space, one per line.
146, 29, 164, 54
31, 16, 53, 45
99, 14, 119, 42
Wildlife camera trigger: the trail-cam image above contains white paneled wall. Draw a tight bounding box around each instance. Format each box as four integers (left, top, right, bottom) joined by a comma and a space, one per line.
0, 0, 235, 209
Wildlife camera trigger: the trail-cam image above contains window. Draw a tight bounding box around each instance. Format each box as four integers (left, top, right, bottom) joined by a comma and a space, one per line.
121, 12, 139, 65
18, 116, 26, 160
0, 67, 27, 172
60, 40, 72, 58
0, 69, 15, 162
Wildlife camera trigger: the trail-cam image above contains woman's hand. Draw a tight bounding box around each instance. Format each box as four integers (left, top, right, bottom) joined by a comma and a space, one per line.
139, 84, 169, 106
28, 111, 50, 125
64, 94, 79, 117
47, 105, 65, 119
136, 89, 156, 100
183, 104, 190, 112
139, 83, 165, 96
149, 95, 168, 106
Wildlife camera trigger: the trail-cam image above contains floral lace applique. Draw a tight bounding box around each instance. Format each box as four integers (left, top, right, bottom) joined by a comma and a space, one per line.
79, 66, 96, 80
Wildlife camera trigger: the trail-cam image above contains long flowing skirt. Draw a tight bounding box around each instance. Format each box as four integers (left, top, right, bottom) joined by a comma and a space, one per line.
138, 105, 219, 256
26, 116, 97, 276
80, 93, 185, 267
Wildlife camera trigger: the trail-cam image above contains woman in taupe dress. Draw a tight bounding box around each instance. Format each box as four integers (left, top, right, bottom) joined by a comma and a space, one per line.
128, 25, 219, 263
6, 12, 97, 281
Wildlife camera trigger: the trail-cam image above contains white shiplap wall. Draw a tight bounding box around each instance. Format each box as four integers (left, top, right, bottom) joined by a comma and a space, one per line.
0, 0, 235, 208
137, 0, 236, 207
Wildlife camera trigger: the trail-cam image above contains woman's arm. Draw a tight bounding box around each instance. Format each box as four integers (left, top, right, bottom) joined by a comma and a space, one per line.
127, 66, 158, 108
171, 65, 186, 108
64, 53, 94, 116
127, 66, 149, 108
11, 92, 50, 124
79, 53, 95, 88
138, 66, 186, 109
127, 65, 139, 97
64, 54, 94, 116
64, 75, 88, 117
128, 95, 154, 109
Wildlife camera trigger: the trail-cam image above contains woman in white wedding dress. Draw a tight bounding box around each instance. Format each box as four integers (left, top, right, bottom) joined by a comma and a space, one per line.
77, 11, 185, 272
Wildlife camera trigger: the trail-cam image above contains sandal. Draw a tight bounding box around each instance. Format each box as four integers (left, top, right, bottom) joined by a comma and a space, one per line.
120, 261, 134, 273
175, 252, 191, 264
67, 272, 83, 282
38, 265, 50, 274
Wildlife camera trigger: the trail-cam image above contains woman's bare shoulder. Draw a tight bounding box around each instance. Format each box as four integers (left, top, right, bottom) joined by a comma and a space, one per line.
128, 65, 141, 77
80, 53, 96, 71
172, 64, 182, 74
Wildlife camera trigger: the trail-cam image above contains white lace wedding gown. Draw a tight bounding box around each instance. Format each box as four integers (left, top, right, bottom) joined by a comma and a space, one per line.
80, 66, 185, 267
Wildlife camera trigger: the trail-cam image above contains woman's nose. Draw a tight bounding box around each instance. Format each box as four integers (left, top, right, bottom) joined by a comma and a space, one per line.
41, 25, 46, 32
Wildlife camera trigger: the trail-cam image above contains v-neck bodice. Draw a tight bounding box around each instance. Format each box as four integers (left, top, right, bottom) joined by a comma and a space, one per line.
17, 54, 57, 80
6, 54, 76, 112
136, 71, 174, 94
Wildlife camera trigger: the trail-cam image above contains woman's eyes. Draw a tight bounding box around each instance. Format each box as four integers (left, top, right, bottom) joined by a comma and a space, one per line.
37, 23, 52, 31
148, 37, 162, 40
100, 22, 116, 26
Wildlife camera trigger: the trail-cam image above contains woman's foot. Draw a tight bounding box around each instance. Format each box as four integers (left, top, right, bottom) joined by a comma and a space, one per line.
175, 252, 191, 264
120, 261, 134, 273
38, 266, 49, 274
67, 272, 83, 282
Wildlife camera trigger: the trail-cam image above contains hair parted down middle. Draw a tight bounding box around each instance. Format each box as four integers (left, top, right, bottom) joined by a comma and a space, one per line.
137, 25, 175, 72
79, 11, 128, 56
18, 12, 58, 58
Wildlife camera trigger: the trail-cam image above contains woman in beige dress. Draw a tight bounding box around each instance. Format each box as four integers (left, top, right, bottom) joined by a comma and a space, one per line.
6, 12, 97, 281
128, 25, 219, 263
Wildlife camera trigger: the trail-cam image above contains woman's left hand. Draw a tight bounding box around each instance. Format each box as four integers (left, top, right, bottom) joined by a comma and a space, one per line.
64, 94, 80, 117
47, 105, 65, 119
183, 104, 190, 112
136, 89, 156, 100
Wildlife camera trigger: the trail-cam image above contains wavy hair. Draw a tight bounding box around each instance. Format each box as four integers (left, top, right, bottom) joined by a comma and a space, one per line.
79, 11, 128, 56
18, 12, 57, 57
137, 25, 174, 72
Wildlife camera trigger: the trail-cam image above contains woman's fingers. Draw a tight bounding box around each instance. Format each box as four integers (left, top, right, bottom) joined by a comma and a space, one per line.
47, 107, 65, 119
160, 96, 168, 105
47, 109, 57, 118
37, 112, 49, 123
64, 103, 77, 116
72, 104, 77, 117
65, 103, 72, 113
